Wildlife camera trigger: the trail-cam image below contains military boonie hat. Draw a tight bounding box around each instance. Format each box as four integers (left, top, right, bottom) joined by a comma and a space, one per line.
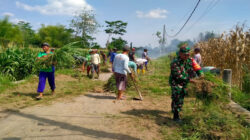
179, 45, 190, 54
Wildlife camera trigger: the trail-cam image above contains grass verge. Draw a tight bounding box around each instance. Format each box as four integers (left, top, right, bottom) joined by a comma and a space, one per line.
118, 56, 250, 139
0, 69, 105, 109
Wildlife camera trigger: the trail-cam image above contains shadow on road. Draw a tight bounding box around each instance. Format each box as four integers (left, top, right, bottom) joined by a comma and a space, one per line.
85, 94, 116, 100
122, 109, 178, 127
3, 109, 140, 140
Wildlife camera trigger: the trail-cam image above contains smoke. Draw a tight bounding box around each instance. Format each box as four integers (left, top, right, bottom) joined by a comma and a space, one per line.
135, 39, 194, 59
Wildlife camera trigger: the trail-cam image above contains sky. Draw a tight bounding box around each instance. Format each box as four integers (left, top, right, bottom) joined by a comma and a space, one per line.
0, 0, 249, 47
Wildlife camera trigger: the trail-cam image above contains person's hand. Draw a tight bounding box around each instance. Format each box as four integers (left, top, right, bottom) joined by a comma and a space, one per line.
200, 73, 205, 79
129, 73, 134, 79
189, 79, 195, 83
43, 55, 48, 58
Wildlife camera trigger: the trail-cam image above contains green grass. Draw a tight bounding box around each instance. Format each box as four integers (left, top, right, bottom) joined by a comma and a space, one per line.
232, 87, 250, 111
0, 69, 105, 109
0, 74, 14, 93
130, 56, 250, 140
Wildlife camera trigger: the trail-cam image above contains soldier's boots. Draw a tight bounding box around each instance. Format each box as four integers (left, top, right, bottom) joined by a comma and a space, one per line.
173, 112, 181, 123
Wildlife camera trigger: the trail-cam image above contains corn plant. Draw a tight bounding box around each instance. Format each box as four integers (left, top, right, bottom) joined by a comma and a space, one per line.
196, 24, 250, 89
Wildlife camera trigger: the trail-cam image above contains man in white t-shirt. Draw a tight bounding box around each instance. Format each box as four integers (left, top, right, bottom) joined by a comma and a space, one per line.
113, 46, 133, 100
91, 49, 101, 78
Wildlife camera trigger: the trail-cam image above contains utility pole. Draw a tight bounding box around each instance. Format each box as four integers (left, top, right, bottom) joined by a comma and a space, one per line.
160, 24, 167, 55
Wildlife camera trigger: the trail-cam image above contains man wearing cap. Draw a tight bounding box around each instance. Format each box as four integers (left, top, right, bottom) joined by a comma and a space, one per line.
169, 44, 203, 122
113, 46, 133, 100
36, 43, 55, 99
129, 48, 136, 62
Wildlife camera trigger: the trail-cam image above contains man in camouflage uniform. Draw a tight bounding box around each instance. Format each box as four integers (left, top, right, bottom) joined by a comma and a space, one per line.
169, 45, 203, 122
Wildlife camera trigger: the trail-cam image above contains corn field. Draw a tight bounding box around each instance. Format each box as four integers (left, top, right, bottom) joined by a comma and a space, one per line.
0, 43, 91, 81
196, 25, 250, 89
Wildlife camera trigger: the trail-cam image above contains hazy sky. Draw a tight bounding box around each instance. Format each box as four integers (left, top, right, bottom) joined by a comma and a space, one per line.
0, 0, 249, 47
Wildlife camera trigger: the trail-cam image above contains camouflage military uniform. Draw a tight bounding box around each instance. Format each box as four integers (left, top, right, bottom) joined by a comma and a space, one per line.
169, 49, 202, 114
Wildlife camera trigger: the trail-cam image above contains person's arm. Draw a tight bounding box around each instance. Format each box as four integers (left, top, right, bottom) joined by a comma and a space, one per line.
191, 58, 203, 77
170, 61, 189, 82
37, 52, 48, 61
124, 57, 131, 74
112, 55, 117, 72
132, 54, 136, 61
97, 54, 101, 64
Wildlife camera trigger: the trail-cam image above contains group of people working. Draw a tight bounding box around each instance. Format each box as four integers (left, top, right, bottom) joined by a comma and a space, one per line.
35, 42, 203, 122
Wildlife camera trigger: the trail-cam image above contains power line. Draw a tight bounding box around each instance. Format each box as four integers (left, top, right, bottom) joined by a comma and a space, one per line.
182, 0, 221, 36
166, 0, 201, 38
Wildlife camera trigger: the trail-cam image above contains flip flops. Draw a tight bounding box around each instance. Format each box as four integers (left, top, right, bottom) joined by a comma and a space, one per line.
36, 95, 43, 100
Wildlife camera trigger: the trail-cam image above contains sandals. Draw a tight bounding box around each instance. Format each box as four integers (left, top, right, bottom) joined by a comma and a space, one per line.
36, 95, 43, 100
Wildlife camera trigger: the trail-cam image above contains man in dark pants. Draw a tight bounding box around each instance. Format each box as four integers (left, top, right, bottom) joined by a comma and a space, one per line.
36, 43, 55, 99
169, 45, 203, 122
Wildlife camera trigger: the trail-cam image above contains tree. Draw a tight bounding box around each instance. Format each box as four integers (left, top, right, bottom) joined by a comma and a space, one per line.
109, 37, 127, 50
37, 25, 73, 48
0, 16, 23, 47
71, 9, 99, 48
197, 31, 218, 42
17, 21, 35, 47
104, 20, 127, 47
177, 40, 194, 48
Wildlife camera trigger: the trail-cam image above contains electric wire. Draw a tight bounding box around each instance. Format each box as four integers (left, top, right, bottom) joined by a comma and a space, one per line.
182, 0, 221, 36
166, 0, 201, 38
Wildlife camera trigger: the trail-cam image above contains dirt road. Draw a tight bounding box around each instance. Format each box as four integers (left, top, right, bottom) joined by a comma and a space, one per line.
0, 72, 173, 140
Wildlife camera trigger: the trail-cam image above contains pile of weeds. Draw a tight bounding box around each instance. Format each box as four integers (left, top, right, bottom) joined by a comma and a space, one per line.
188, 73, 229, 105
104, 74, 134, 93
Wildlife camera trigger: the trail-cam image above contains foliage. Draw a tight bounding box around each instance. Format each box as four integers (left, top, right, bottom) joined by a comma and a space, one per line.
197, 31, 219, 42
108, 37, 127, 50
0, 47, 39, 80
0, 42, 89, 81
188, 73, 229, 105
90, 42, 101, 49
105, 20, 127, 36
0, 74, 13, 93
71, 9, 99, 47
17, 21, 36, 47
242, 66, 250, 94
37, 25, 73, 48
232, 86, 250, 111
104, 74, 133, 93
0, 16, 23, 47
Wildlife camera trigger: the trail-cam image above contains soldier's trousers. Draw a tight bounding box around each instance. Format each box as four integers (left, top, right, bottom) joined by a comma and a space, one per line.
171, 86, 187, 113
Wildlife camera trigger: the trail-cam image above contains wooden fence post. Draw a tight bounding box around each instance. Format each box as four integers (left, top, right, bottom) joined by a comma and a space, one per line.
223, 69, 232, 99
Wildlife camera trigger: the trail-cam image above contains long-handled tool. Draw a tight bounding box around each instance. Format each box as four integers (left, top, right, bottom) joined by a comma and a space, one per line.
129, 72, 143, 101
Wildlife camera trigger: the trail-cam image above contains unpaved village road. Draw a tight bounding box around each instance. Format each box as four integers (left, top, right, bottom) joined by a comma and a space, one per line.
0, 72, 173, 140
